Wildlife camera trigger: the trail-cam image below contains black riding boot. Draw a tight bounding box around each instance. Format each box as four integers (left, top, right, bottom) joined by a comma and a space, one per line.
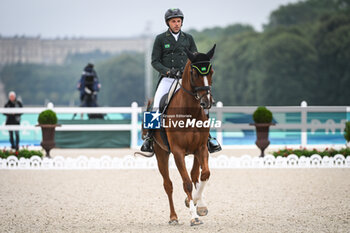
141, 130, 154, 152
205, 111, 222, 153
207, 134, 222, 153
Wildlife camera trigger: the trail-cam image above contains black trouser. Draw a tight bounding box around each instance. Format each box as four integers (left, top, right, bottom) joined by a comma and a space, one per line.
9, 130, 20, 149
81, 94, 97, 107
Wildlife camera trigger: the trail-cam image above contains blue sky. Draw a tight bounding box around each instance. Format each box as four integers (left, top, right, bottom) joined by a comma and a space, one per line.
0, 0, 300, 38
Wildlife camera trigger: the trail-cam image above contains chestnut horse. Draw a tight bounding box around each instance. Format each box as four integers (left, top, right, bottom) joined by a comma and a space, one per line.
140, 45, 216, 226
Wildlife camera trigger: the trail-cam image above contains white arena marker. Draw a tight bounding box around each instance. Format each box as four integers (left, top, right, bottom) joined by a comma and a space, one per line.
0, 155, 349, 170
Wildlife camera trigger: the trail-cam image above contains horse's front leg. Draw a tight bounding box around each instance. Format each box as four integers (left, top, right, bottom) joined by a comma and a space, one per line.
154, 143, 178, 224
172, 148, 203, 226
193, 147, 210, 216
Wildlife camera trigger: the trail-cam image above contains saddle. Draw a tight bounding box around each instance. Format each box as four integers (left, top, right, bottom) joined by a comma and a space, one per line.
159, 79, 181, 113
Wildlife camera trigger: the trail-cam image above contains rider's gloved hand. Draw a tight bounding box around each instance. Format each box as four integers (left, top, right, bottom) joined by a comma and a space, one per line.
167, 68, 179, 78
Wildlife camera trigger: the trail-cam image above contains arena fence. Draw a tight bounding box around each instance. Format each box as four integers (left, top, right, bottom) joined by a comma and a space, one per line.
0, 101, 349, 148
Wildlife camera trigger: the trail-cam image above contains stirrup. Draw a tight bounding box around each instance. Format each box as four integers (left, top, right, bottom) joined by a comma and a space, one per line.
208, 137, 222, 153
141, 132, 154, 152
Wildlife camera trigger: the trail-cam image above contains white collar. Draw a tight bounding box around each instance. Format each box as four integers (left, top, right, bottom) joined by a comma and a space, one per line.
171, 31, 180, 41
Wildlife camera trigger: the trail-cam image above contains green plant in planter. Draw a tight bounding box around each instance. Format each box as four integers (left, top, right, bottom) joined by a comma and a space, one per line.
37, 109, 59, 158
253, 106, 273, 123
344, 121, 350, 144
252, 106, 274, 157
38, 110, 57, 125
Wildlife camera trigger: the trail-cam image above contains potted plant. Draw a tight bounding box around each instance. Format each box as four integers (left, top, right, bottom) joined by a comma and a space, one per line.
251, 106, 275, 157
344, 121, 350, 147
37, 109, 60, 158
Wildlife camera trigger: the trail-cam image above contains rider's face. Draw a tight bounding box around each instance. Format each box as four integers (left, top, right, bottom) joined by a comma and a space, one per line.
168, 18, 182, 33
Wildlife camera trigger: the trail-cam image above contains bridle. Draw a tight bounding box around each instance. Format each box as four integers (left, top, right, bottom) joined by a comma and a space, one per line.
175, 61, 213, 109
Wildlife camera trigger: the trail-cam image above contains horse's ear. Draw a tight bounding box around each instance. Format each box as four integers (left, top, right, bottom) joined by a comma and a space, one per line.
206, 44, 216, 59
185, 48, 196, 62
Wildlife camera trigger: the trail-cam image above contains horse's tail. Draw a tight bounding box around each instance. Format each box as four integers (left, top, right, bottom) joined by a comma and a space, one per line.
134, 99, 154, 158
134, 151, 154, 157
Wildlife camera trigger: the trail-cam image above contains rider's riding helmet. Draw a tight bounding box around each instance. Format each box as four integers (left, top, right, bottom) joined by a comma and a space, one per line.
84, 63, 94, 73
165, 8, 184, 26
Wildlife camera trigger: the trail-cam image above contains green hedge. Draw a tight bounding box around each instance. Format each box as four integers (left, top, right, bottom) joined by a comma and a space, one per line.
0, 149, 43, 159
253, 106, 273, 123
38, 110, 57, 125
344, 121, 350, 142
273, 147, 350, 158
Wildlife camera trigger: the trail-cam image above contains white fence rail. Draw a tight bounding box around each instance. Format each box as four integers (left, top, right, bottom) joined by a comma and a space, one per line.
0, 101, 349, 148
1, 154, 349, 169
0, 102, 141, 148
213, 101, 348, 147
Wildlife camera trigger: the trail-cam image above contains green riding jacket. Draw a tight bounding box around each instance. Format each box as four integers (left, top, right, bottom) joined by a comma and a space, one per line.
151, 29, 197, 77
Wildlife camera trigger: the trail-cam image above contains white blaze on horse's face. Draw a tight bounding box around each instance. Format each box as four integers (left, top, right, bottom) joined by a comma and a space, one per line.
203, 76, 210, 101
203, 76, 208, 86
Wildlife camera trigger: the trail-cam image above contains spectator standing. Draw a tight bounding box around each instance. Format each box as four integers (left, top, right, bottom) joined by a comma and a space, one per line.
4, 91, 23, 151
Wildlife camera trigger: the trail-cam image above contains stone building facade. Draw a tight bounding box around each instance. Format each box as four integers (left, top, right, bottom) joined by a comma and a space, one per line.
0, 36, 146, 65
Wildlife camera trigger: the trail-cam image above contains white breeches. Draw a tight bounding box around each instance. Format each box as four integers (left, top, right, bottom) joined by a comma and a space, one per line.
153, 77, 179, 109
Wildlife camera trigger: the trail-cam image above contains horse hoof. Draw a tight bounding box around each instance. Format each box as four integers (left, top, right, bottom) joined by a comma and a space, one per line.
168, 219, 179, 225
197, 206, 208, 216
190, 218, 203, 226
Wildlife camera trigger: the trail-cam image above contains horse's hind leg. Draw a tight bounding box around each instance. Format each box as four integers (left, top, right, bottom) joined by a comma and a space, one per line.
154, 145, 178, 224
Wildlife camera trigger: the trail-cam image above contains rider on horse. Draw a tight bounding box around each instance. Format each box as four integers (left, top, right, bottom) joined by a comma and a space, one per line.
77, 63, 101, 107
141, 8, 221, 153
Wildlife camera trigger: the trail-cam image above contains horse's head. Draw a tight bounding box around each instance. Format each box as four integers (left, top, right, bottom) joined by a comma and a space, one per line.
184, 44, 216, 109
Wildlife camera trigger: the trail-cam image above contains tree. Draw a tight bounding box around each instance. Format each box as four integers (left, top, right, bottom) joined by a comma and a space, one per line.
314, 13, 350, 105
265, 0, 339, 29
257, 29, 318, 105
214, 31, 262, 105
97, 53, 145, 106
0, 63, 80, 106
